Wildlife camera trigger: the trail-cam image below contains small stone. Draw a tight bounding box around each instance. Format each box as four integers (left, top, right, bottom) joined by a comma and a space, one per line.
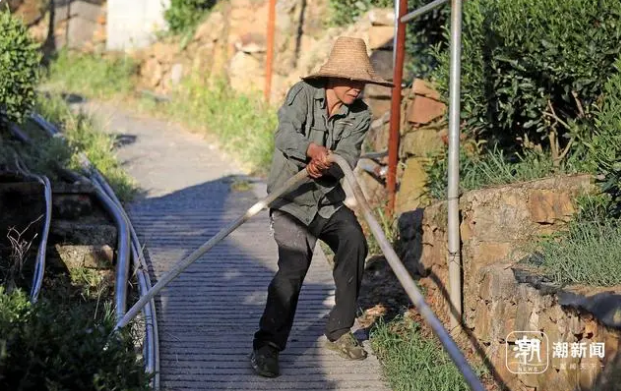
368, 9, 395, 26
170, 63, 183, 87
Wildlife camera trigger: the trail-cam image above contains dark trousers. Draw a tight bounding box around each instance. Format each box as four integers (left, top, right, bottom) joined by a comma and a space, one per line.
253, 206, 368, 351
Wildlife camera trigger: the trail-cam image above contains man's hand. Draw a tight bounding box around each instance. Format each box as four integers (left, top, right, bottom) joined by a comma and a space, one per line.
306, 143, 331, 179
306, 160, 324, 178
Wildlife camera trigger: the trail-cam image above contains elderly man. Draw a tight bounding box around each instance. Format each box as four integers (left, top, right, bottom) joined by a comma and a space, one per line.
251, 36, 393, 378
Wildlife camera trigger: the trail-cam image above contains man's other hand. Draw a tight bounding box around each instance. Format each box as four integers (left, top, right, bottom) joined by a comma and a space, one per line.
307, 160, 324, 178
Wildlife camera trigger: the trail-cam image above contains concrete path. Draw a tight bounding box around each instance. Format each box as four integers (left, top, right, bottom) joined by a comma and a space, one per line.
83, 103, 389, 390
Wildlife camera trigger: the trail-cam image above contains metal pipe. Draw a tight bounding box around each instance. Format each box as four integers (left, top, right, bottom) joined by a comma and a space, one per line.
332, 154, 485, 391
264, 0, 277, 103
93, 175, 160, 390
91, 179, 131, 320
29, 173, 51, 303
447, 0, 463, 332
401, 0, 449, 23
8, 122, 32, 143
13, 158, 52, 303
386, 0, 407, 217
115, 154, 484, 390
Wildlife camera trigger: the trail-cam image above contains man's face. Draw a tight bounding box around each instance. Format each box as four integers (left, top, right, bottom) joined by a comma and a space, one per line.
329, 78, 366, 105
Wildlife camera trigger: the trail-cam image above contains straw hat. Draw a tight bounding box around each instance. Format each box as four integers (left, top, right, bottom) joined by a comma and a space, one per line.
302, 36, 394, 87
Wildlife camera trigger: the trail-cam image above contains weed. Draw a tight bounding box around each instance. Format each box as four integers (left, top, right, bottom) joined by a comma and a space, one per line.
363, 204, 399, 257
534, 219, 621, 287
165, 76, 276, 175
425, 146, 559, 200
230, 178, 252, 192
4, 217, 42, 292
370, 316, 479, 391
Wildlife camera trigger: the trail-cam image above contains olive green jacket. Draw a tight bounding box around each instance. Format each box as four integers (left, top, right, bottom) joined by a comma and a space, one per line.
267, 80, 372, 226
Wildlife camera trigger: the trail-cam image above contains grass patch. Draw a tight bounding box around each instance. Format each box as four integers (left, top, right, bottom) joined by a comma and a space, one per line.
534, 217, 621, 287
370, 316, 478, 391
163, 76, 276, 175
425, 146, 559, 200
34, 93, 137, 202
44, 50, 136, 100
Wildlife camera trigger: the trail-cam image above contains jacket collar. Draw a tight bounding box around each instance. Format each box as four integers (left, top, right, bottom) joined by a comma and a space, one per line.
314, 85, 350, 116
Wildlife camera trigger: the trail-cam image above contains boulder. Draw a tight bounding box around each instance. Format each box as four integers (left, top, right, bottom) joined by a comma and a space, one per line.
395, 157, 429, 213
399, 128, 444, 158
411, 78, 441, 101
55, 244, 114, 270
368, 9, 395, 26
368, 25, 394, 50
234, 32, 267, 54
193, 11, 225, 43
406, 95, 446, 125
228, 51, 264, 95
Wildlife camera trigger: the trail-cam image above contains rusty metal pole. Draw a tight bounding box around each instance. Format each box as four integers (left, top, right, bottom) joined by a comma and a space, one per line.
386, 0, 408, 217
264, 0, 277, 103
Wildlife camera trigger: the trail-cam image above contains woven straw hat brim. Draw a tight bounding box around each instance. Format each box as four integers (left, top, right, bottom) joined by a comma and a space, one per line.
302, 37, 395, 88
302, 71, 394, 87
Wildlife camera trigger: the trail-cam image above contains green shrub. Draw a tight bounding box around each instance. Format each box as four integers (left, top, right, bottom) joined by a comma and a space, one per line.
327, 0, 393, 26
404, 1, 449, 79
0, 10, 41, 124
431, 0, 621, 163
165, 0, 216, 35
567, 58, 621, 217
0, 287, 150, 391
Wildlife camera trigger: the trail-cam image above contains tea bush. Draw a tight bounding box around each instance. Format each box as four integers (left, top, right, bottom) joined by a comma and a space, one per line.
431, 0, 621, 162
0, 10, 41, 124
0, 287, 150, 391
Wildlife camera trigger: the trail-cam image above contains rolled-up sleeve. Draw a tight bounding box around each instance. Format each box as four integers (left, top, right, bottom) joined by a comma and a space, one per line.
274, 84, 311, 165
329, 112, 371, 179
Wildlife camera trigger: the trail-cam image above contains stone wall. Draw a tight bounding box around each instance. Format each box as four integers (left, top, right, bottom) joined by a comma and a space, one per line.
398, 174, 621, 390
13, 0, 107, 52
132, 1, 398, 113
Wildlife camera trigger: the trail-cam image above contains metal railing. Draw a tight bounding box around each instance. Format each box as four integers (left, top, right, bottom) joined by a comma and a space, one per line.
115, 152, 485, 391
390, 0, 463, 333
